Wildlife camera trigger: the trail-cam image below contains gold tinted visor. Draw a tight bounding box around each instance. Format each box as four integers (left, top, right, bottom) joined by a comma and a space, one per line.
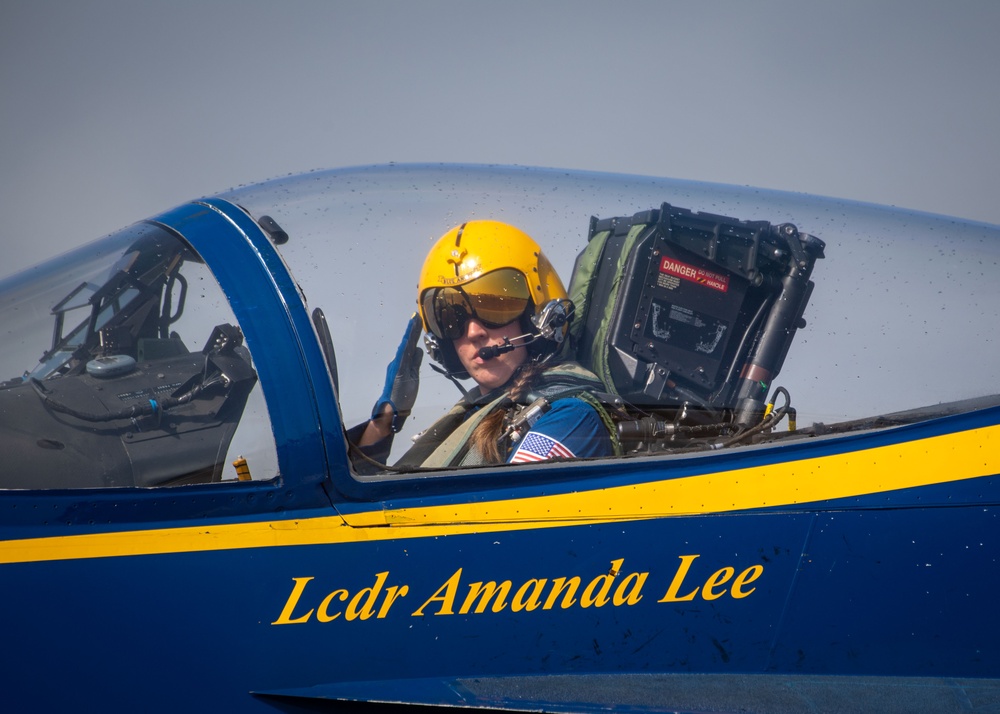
422, 269, 532, 340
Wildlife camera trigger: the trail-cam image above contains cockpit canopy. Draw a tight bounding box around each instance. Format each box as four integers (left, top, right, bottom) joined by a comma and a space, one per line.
225, 165, 1000, 448
1, 164, 998, 488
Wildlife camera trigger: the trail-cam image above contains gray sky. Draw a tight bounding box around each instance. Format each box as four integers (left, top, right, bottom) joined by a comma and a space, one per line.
2, 0, 998, 279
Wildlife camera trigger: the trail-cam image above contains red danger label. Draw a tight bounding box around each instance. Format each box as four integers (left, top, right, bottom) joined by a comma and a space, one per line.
659, 257, 730, 292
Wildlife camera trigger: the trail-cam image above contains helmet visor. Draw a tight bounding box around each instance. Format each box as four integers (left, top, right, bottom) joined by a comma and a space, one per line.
422, 268, 532, 340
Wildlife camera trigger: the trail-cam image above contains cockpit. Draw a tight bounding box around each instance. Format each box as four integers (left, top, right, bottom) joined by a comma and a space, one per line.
0, 222, 273, 488
1, 164, 998, 490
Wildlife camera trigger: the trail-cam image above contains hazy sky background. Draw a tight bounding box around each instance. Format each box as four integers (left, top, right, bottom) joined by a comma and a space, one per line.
2, 0, 998, 279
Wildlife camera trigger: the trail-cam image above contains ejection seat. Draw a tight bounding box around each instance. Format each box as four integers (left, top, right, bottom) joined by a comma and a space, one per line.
565, 203, 825, 451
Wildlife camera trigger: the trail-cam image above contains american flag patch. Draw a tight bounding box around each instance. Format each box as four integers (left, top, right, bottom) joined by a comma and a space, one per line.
510, 432, 575, 463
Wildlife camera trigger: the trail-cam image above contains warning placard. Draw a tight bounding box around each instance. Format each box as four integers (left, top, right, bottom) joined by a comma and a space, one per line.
658, 257, 730, 293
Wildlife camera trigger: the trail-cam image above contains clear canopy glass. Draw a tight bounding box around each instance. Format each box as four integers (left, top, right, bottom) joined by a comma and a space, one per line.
222, 165, 1000, 464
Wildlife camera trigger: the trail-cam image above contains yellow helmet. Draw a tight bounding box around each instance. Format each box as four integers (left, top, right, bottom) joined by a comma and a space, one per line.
417, 220, 568, 378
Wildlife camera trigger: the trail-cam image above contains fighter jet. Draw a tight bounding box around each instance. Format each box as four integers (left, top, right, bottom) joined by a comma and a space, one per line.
1, 164, 997, 713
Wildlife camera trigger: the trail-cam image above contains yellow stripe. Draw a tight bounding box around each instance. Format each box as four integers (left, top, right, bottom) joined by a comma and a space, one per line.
0, 511, 596, 565
381, 422, 1000, 525
1, 423, 997, 565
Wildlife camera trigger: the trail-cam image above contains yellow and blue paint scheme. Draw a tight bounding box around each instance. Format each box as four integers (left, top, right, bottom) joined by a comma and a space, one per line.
1, 167, 998, 713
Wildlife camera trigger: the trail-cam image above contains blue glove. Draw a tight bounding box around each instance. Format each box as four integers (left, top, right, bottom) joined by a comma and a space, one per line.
372, 314, 423, 432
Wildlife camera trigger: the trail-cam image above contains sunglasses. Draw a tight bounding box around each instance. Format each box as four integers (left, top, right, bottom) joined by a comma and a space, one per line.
422, 269, 532, 340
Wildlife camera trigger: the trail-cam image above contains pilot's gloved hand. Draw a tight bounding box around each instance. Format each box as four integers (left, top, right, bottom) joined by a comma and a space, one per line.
371, 313, 423, 433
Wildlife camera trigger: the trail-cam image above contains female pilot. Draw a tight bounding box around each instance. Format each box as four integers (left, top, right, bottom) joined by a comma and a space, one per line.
353, 220, 615, 469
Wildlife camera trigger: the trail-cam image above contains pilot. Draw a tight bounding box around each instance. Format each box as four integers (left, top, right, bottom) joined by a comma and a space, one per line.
351, 220, 616, 469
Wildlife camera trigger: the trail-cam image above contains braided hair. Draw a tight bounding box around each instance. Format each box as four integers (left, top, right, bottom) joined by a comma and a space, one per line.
468, 362, 545, 464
